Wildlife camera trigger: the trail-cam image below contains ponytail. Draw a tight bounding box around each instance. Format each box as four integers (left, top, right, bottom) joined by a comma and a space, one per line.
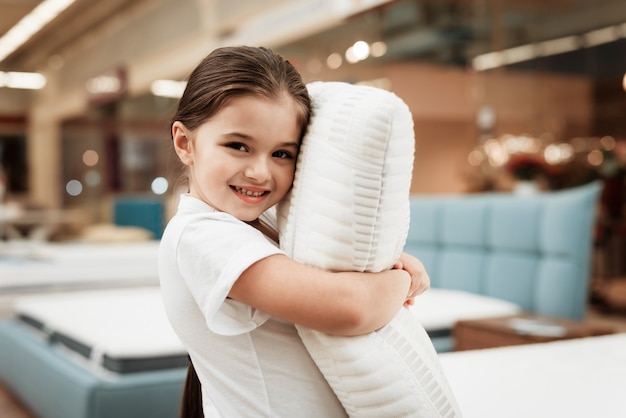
180, 359, 203, 417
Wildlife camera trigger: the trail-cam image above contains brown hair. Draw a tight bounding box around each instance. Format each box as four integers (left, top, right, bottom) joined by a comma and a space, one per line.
173, 45, 310, 136
180, 357, 202, 418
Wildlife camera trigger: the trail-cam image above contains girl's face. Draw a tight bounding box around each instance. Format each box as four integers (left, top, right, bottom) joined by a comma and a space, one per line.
172, 94, 302, 221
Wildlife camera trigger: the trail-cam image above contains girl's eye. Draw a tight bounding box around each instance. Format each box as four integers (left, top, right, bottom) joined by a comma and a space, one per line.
273, 150, 294, 160
226, 142, 247, 152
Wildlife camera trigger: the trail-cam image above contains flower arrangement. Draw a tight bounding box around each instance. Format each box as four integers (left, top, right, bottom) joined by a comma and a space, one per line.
505, 154, 548, 181
465, 134, 625, 195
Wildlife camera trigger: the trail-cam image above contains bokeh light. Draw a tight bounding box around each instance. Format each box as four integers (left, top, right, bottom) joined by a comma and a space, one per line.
84, 170, 101, 187
66, 179, 83, 196
151, 177, 169, 195
326, 53, 342, 69
82, 149, 99, 166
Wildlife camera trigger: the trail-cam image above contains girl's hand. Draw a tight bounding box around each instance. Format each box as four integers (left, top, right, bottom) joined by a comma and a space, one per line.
393, 252, 430, 307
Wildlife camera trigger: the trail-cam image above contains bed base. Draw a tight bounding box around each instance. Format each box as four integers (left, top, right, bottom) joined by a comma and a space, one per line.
0, 319, 186, 418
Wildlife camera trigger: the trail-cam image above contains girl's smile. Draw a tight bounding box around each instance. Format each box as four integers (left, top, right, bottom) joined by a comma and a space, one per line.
231, 185, 269, 203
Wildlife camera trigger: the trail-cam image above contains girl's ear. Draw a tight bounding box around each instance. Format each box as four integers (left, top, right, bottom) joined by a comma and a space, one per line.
172, 121, 194, 166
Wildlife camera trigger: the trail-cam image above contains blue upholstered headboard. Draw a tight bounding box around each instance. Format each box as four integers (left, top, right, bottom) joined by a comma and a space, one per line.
404, 181, 601, 320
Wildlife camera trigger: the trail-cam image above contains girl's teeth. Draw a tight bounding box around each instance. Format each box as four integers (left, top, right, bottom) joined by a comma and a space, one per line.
237, 187, 264, 197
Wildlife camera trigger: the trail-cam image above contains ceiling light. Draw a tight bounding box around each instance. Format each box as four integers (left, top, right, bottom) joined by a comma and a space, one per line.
86, 75, 122, 95
345, 41, 371, 64
345, 46, 359, 64
351, 41, 370, 60
150, 80, 187, 98
473, 23, 625, 71
326, 53, 342, 70
472, 51, 503, 71
370, 41, 387, 58
537, 36, 579, 57
0, 71, 46, 89
503, 44, 536, 65
0, 0, 76, 63
584, 27, 619, 47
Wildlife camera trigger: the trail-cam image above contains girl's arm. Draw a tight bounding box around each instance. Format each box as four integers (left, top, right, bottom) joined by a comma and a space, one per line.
229, 253, 420, 336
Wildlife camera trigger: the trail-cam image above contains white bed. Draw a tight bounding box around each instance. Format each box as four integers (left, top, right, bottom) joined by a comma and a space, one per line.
4, 283, 624, 418
410, 289, 521, 335
438, 333, 626, 418
0, 240, 160, 316
0, 240, 159, 290
0, 286, 187, 418
12, 286, 187, 374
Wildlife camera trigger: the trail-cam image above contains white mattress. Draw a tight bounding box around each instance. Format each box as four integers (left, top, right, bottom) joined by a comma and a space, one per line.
13, 287, 187, 374
0, 241, 160, 292
410, 288, 522, 334
438, 333, 626, 418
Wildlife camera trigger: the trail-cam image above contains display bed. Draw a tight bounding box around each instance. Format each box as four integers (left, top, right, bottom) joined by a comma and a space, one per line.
0, 241, 161, 317
0, 284, 519, 417
13, 287, 187, 373
0, 287, 187, 418
439, 333, 626, 418
409, 288, 522, 350
0, 241, 160, 293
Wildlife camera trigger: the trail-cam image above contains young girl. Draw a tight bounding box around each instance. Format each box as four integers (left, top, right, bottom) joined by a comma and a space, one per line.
159, 45, 429, 417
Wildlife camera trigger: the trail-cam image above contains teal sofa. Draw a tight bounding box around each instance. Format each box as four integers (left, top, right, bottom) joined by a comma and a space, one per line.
405, 181, 602, 350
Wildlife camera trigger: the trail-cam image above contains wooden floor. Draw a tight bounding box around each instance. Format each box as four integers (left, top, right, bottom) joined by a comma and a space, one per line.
0, 382, 35, 418
1, 305, 626, 418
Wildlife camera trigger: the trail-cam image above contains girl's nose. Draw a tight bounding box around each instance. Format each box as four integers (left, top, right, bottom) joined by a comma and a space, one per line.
244, 157, 271, 182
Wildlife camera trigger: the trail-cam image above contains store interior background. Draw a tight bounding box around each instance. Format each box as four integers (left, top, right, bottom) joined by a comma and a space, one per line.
0, 0, 625, 279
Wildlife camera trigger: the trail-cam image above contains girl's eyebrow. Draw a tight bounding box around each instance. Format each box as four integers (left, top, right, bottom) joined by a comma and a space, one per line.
224, 131, 253, 140
225, 132, 299, 149
280, 141, 300, 149
224, 132, 300, 148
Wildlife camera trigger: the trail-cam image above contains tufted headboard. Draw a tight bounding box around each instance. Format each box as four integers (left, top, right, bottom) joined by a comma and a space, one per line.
404, 181, 602, 321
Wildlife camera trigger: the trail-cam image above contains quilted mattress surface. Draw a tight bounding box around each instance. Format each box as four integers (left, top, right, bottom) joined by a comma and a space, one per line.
278, 81, 461, 417
13, 287, 187, 373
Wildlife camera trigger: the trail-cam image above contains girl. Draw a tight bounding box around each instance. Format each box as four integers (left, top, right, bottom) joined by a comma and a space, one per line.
159, 45, 429, 417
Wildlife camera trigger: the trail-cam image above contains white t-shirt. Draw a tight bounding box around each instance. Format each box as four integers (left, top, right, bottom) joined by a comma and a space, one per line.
159, 194, 346, 417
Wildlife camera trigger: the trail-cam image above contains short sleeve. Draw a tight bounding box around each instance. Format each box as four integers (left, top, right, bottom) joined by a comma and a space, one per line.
176, 211, 285, 336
